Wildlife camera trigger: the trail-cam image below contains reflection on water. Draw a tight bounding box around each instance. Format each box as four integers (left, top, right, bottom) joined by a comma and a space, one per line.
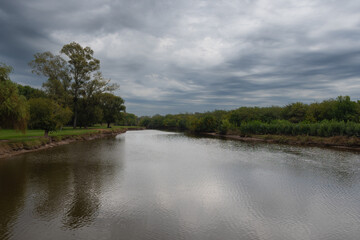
0, 130, 360, 240
0, 158, 27, 240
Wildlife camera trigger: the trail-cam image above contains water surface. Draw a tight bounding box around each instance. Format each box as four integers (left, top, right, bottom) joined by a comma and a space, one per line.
1, 130, 360, 240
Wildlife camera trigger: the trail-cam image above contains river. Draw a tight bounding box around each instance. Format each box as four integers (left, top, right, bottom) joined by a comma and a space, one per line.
1, 130, 360, 240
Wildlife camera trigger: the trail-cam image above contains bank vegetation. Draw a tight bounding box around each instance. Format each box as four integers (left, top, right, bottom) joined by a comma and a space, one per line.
138, 96, 360, 149
0, 42, 136, 137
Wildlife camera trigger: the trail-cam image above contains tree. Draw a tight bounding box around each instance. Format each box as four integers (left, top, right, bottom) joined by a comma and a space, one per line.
60, 42, 100, 128
17, 84, 47, 100
219, 119, 231, 135
282, 102, 308, 123
148, 114, 165, 129
77, 99, 103, 128
29, 52, 71, 106
139, 116, 151, 128
77, 72, 118, 128
0, 63, 29, 132
198, 115, 217, 132
334, 96, 358, 122
228, 107, 260, 126
28, 98, 72, 136
117, 113, 137, 126
100, 93, 125, 128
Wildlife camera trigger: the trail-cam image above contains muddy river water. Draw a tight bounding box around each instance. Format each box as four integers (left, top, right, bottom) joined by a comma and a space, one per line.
1, 130, 360, 240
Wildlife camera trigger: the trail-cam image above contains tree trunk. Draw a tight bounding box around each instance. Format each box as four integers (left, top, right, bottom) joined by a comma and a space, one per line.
73, 94, 78, 129
73, 103, 78, 129
107, 122, 111, 128
44, 130, 49, 137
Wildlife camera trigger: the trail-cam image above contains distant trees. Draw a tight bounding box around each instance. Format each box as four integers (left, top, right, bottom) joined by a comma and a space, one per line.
139, 96, 360, 137
0, 63, 29, 132
117, 113, 138, 126
191, 115, 217, 132
228, 106, 282, 126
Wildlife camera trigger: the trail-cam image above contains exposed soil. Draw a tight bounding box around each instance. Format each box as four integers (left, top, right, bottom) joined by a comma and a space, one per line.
203, 133, 360, 152
0, 128, 145, 159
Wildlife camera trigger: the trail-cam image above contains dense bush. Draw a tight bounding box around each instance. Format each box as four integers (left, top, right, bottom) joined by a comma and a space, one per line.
28, 98, 72, 136
237, 120, 360, 137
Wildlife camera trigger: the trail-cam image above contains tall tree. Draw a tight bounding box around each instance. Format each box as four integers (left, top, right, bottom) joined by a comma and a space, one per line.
29, 52, 71, 106
0, 63, 29, 132
60, 42, 100, 128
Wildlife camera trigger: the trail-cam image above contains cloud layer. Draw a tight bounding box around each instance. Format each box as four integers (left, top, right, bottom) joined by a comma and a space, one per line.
1, 0, 360, 115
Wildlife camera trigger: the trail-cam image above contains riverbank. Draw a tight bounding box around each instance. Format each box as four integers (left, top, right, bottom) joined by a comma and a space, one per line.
0, 127, 145, 159
204, 133, 360, 151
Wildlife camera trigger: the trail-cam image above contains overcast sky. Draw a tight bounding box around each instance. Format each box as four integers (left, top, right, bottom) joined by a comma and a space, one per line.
1, 0, 360, 116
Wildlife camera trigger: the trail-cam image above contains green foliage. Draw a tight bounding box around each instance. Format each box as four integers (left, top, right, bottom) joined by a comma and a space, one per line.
29, 51, 71, 105
235, 120, 360, 137
77, 98, 103, 128
17, 84, 47, 99
28, 98, 72, 136
148, 115, 165, 129
60, 42, 101, 128
334, 96, 359, 122
29, 42, 123, 129
162, 114, 177, 129
117, 113, 138, 126
198, 115, 217, 132
139, 95, 360, 138
219, 119, 231, 135
0, 63, 29, 132
0, 63, 13, 81
76, 73, 119, 128
139, 117, 151, 128
229, 107, 257, 126
186, 115, 200, 132
306, 100, 336, 122
100, 93, 126, 128
282, 102, 308, 123
228, 106, 282, 126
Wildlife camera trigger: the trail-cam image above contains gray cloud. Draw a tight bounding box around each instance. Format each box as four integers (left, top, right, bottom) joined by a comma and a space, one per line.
1, 0, 360, 116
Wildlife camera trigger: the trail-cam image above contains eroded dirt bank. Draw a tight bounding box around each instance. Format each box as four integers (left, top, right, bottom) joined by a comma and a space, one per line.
203, 132, 360, 152
0, 128, 144, 159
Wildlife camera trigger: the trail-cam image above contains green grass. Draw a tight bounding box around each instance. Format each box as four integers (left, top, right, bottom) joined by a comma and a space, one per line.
0, 125, 135, 141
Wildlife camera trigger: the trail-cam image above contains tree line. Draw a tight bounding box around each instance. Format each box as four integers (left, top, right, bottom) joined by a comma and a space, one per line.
0, 42, 126, 136
138, 96, 360, 137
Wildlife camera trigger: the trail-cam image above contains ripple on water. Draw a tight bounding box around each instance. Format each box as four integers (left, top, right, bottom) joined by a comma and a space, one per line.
1, 130, 360, 240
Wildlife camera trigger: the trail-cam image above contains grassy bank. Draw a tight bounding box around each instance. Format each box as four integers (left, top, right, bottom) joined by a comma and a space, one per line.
0, 126, 144, 158
0, 125, 140, 141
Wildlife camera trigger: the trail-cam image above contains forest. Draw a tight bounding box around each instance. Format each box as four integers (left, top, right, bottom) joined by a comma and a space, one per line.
138, 96, 360, 137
